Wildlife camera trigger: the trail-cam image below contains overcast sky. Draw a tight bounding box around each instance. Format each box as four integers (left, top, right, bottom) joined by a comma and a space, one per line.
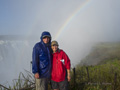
0, 0, 120, 65
0, 0, 120, 36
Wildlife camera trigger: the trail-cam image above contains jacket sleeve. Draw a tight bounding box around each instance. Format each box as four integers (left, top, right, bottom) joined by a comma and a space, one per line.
63, 51, 71, 70
32, 44, 39, 74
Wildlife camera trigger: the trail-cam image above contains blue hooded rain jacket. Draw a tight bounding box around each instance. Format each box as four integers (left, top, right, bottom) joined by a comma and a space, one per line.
32, 31, 52, 78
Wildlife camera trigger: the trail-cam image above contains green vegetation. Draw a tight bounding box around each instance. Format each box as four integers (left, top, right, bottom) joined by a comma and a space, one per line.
0, 70, 35, 90
69, 42, 120, 90
80, 42, 120, 65
1, 42, 120, 90
69, 59, 120, 90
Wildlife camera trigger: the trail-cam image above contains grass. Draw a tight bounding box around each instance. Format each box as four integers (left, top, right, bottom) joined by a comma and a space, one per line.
1, 42, 120, 90
1, 60, 120, 90
70, 59, 120, 90
0, 70, 35, 90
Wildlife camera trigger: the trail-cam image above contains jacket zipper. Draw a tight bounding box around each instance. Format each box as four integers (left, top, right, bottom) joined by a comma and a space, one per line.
56, 53, 58, 78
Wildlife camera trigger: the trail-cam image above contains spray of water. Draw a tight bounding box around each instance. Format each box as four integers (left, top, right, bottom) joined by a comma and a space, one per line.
0, 0, 120, 85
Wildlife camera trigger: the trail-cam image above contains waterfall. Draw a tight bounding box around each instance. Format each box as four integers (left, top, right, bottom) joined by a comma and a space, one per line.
0, 38, 36, 85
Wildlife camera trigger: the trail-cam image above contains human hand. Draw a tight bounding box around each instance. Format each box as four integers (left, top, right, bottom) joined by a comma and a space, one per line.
67, 76, 71, 82
34, 73, 39, 79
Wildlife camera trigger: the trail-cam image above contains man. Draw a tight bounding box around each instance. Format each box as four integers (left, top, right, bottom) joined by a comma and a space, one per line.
32, 31, 52, 90
51, 41, 71, 90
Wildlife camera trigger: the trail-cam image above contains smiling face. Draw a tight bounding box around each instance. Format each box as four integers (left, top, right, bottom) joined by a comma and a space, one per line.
42, 36, 50, 44
51, 44, 58, 53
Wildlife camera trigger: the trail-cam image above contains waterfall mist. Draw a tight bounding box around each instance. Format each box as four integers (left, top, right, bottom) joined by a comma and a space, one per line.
0, 0, 120, 85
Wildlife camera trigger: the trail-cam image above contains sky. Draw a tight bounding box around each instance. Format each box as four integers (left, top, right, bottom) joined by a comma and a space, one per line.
0, 0, 120, 64
0, 0, 120, 36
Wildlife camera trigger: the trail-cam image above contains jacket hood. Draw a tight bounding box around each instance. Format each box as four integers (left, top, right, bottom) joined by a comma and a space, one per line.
40, 31, 51, 45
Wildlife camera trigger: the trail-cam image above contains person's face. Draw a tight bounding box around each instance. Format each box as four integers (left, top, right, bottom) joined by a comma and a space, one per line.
43, 37, 50, 44
51, 45, 58, 53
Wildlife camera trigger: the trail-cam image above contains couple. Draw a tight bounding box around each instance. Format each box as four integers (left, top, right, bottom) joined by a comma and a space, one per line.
32, 31, 71, 90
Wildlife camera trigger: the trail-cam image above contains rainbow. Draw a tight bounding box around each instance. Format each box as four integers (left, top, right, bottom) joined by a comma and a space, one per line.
54, 0, 92, 40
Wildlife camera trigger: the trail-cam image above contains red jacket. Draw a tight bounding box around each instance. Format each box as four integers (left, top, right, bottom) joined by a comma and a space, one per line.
51, 49, 71, 82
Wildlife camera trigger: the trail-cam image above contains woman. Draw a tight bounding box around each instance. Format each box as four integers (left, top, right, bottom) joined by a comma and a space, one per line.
51, 40, 71, 90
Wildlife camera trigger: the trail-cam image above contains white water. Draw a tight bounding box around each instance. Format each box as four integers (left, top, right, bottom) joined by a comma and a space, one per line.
0, 39, 36, 85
